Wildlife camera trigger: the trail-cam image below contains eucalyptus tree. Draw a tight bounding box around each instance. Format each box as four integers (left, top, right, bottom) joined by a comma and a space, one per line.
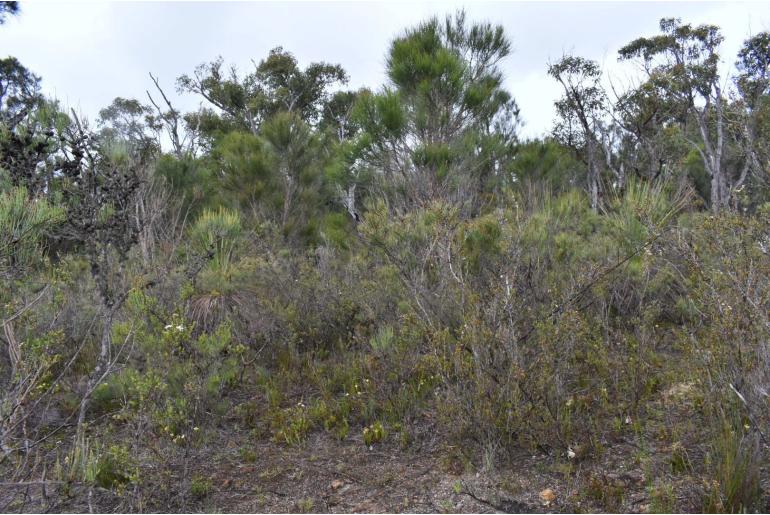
320, 90, 361, 144
548, 55, 608, 210
352, 11, 520, 215
618, 18, 731, 211
611, 77, 680, 182
733, 32, 770, 205
97, 97, 160, 156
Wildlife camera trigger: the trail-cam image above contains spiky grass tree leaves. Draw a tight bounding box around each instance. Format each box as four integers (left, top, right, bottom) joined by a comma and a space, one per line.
0, 186, 63, 278
189, 207, 242, 275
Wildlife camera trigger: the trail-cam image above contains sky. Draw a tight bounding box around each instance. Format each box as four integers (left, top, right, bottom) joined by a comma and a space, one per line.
1, 1, 769, 139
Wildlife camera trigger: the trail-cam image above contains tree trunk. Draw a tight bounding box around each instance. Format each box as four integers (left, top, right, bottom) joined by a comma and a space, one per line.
710, 170, 729, 213
587, 139, 600, 211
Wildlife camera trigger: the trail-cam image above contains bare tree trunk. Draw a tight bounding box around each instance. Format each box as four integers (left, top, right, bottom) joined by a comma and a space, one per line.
600, 127, 625, 191
586, 139, 600, 210
344, 184, 358, 221
694, 91, 729, 212
710, 171, 729, 213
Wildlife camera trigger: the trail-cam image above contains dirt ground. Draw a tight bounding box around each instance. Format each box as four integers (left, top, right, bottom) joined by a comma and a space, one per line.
0, 425, 677, 514
2, 385, 760, 513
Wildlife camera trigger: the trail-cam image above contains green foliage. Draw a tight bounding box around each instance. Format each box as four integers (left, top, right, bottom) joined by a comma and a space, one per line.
271, 404, 312, 445
704, 427, 763, 513
352, 11, 519, 211
5, 10, 770, 512
155, 154, 219, 213
189, 207, 242, 274
510, 139, 582, 189
458, 213, 503, 274
56, 434, 100, 485
369, 325, 395, 354
363, 421, 386, 446
95, 444, 136, 490
0, 186, 63, 276
211, 131, 272, 210
178, 47, 347, 135
190, 475, 213, 499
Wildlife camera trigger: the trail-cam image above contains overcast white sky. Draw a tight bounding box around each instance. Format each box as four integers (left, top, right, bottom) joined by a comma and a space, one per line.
1, 1, 768, 139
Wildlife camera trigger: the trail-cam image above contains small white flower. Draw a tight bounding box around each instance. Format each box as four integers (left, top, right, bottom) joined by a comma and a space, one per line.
176, 325, 184, 331
164, 324, 173, 330
567, 447, 576, 459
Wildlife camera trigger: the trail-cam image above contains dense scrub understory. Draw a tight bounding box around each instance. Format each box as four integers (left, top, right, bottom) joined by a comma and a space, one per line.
2, 7, 770, 513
